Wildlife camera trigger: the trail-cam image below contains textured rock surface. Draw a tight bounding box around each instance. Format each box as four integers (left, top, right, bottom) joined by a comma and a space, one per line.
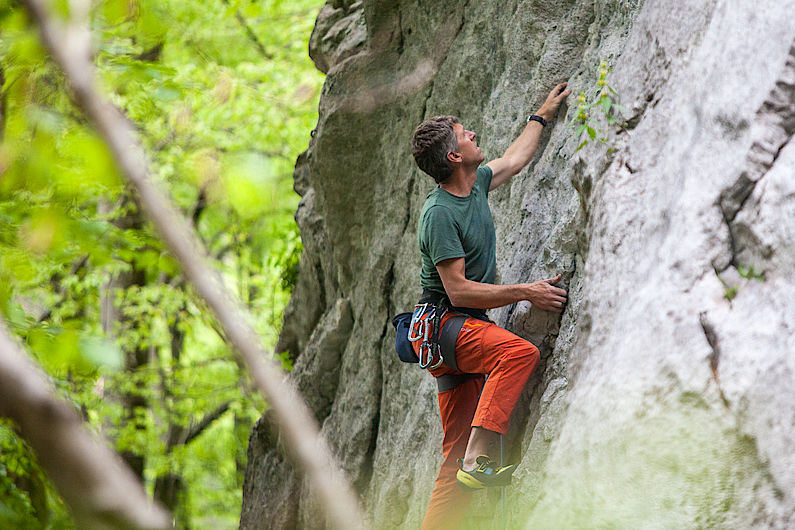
242, 0, 795, 527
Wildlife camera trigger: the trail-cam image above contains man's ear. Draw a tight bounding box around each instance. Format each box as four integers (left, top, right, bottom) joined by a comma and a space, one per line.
447, 151, 462, 164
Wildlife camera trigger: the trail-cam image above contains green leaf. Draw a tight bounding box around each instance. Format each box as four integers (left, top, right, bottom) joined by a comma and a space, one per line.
576, 140, 589, 151
724, 286, 738, 301
241, 3, 263, 18
153, 86, 183, 103
100, 0, 129, 24
218, 152, 277, 219
738, 265, 765, 281
78, 335, 123, 371
587, 126, 597, 140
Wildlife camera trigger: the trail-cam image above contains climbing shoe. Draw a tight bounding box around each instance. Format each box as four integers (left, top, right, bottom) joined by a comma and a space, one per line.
456, 455, 516, 491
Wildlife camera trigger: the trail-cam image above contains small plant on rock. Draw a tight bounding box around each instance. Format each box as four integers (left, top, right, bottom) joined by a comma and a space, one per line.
715, 272, 738, 301
738, 265, 766, 281
715, 263, 766, 302
572, 60, 628, 151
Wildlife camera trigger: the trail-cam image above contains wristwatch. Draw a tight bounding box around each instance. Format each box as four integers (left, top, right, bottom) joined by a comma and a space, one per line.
527, 114, 547, 127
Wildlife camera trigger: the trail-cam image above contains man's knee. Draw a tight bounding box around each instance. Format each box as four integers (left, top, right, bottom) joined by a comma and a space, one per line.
501, 337, 539, 363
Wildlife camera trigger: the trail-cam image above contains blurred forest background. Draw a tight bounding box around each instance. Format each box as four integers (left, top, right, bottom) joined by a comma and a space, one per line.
0, 0, 325, 527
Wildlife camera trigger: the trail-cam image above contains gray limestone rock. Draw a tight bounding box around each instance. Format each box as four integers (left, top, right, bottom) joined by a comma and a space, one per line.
242, 0, 795, 528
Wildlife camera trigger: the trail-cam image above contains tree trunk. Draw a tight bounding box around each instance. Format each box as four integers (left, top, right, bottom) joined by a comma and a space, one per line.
100, 199, 150, 480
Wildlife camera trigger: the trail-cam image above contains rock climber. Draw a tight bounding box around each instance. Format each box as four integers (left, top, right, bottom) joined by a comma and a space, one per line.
409, 81, 570, 529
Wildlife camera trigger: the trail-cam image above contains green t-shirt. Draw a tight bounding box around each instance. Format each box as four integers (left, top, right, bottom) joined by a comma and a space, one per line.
418, 165, 497, 295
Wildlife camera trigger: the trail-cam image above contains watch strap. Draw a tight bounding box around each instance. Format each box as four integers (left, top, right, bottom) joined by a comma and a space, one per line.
527, 114, 547, 127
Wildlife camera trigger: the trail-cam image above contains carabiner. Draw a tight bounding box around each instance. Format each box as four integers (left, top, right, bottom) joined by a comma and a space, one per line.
428, 345, 444, 370
408, 303, 429, 342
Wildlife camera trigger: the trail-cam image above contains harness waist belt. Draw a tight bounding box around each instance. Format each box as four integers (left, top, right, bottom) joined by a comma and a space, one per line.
419, 290, 491, 323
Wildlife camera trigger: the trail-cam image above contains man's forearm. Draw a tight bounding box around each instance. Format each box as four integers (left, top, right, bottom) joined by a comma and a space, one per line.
437, 257, 567, 312
500, 117, 546, 174
445, 279, 531, 309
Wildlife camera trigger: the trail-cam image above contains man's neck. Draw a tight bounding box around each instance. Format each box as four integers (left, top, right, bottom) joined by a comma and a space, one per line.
440, 165, 478, 197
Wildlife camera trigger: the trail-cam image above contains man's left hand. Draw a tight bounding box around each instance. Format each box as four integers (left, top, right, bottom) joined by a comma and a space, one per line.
537, 82, 571, 122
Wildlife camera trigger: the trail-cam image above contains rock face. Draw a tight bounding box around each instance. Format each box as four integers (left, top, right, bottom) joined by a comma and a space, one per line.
241, 0, 795, 527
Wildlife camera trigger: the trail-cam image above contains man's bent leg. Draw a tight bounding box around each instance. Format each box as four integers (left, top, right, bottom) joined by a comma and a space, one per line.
454, 321, 540, 435
421, 375, 484, 530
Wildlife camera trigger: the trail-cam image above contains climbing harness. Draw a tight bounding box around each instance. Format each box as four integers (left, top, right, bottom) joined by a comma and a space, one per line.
392, 291, 489, 392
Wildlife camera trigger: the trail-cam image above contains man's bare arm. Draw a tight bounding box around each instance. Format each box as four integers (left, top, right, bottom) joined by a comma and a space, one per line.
436, 257, 567, 311
487, 82, 571, 191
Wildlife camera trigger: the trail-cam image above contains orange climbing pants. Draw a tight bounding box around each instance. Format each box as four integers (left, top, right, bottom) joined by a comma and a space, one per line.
414, 313, 540, 530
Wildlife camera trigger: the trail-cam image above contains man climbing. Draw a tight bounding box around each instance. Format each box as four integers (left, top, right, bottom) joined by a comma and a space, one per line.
410, 82, 570, 529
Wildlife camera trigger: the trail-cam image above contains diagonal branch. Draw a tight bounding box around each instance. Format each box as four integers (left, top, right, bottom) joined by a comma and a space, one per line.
221, 0, 274, 60
235, 11, 273, 59
166, 401, 232, 451
0, 319, 171, 529
21, 2, 364, 529
183, 400, 231, 446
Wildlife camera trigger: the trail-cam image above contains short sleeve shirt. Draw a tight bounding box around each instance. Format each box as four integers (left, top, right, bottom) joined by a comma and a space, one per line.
418, 166, 497, 295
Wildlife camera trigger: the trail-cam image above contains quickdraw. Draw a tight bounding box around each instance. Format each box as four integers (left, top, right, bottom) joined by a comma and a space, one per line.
408, 302, 446, 369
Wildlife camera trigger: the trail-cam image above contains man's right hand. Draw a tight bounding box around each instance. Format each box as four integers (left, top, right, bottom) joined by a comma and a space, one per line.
525, 274, 568, 312
537, 82, 571, 122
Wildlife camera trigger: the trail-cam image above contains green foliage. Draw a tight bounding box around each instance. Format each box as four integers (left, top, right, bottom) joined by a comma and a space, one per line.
269, 225, 303, 291
0, 0, 324, 526
572, 60, 627, 151
715, 270, 738, 301
737, 265, 765, 282
0, 421, 73, 529
716, 264, 765, 302
723, 284, 738, 302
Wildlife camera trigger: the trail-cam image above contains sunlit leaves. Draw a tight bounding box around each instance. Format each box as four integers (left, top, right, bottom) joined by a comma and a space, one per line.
24, 326, 121, 377
1, 0, 324, 526
0, 420, 72, 529
217, 151, 278, 219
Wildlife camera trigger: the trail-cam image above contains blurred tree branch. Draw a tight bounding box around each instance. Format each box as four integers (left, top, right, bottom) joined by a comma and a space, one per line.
0, 319, 171, 529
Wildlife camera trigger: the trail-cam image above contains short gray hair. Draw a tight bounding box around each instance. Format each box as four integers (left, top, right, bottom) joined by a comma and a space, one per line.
411, 115, 460, 183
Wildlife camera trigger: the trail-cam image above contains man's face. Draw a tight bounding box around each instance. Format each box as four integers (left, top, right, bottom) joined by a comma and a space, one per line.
452, 123, 485, 166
